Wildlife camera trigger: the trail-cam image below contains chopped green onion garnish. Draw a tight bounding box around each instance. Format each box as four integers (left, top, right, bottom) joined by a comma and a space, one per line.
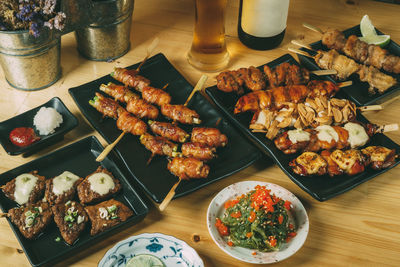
55, 237, 61, 242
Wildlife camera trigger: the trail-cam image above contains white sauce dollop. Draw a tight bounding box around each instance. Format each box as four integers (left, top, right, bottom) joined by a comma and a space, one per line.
52, 171, 80, 195
88, 173, 115, 195
288, 129, 311, 144
344, 122, 369, 148
14, 174, 38, 205
316, 125, 339, 143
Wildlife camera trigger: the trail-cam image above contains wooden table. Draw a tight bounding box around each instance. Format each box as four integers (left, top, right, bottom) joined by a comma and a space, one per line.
1, 0, 400, 266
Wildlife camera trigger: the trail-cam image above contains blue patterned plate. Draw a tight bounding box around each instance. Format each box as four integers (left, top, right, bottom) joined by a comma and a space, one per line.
98, 233, 204, 267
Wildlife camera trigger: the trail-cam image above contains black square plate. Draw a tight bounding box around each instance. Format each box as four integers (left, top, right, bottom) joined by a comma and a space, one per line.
205, 53, 400, 201
0, 97, 78, 156
0, 136, 148, 267
69, 53, 263, 203
298, 25, 400, 106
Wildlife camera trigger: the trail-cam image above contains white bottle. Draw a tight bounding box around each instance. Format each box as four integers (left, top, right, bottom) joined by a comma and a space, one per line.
238, 0, 290, 50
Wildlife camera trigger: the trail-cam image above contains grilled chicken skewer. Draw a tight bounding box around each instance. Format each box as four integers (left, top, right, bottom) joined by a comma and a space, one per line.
100, 82, 159, 120
274, 122, 398, 154
289, 146, 398, 176
139, 133, 178, 159
181, 142, 217, 161
191, 127, 228, 147
167, 157, 210, 180
148, 120, 189, 143
216, 62, 336, 94
290, 44, 397, 94
234, 80, 345, 114
161, 104, 201, 124
303, 24, 400, 74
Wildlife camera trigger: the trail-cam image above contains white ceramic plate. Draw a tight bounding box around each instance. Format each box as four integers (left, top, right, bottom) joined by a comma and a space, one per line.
98, 233, 204, 267
207, 181, 309, 264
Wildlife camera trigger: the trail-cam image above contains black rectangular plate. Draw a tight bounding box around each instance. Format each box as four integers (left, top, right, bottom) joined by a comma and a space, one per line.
69, 53, 263, 203
0, 97, 78, 156
298, 25, 400, 106
0, 136, 148, 267
205, 53, 400, 201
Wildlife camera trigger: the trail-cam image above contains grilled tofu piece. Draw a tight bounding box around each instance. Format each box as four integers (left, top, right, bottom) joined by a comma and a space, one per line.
2, 171, 46, 206
8, 201, 53, 239
85, 199, 133, 236
45, 171, 83, 205
52, 201, 88, 245
77, 167, 122, 205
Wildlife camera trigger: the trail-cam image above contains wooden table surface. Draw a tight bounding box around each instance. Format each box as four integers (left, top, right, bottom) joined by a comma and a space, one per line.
1, 0, 400, 266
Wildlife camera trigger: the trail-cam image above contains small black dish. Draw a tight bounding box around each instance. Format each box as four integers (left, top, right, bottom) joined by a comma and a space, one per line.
0, 136, 149, 267
205, 53, 400, 201
0, 97, 78, 157
298, 25, 400, 106
69, 53, 263, 203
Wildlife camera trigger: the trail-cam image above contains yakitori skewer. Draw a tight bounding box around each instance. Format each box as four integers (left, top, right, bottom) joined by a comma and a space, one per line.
159, 75, 208, 212
288, 45, 397, 94
302, 23, 400, 74
96, 40, 159, 162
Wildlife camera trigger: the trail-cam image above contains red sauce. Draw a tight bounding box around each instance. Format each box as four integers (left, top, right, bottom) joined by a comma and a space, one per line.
9, 127, 40, 147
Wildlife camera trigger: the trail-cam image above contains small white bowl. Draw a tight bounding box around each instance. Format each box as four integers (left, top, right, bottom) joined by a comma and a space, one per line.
207, 181, 309, 264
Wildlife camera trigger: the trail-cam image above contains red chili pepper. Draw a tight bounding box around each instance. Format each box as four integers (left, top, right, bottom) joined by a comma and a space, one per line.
284, 200, 292, 211
230, 211, 242, 218
227, 241, 234, 247
248, 211, 256, 222
224, 199, 239, 209
252, 251, 257, 256
269, 236, 277, 247
215, 218, 229, 236
246, 232, 253, 238
278, 215, 284, 224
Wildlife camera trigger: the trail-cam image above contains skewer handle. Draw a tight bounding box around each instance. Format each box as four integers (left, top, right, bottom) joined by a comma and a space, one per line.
159, 178, 182, 212
288, 48, 314, 59
96, 132, 126, 162
184, 75, 208, 106
291, 40, 314, 50
302, 23, 324, 34
136, 37, 160, 71
358, 105, 383, 112
338, 81, 353, 88
0, 213, 8, 218
378, 123, 399, 133
311, 69, 338, 76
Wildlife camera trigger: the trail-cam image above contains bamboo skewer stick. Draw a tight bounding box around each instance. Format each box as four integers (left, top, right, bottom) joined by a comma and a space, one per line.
311, 69, 337, 75
96, 40, 160, 162
338, 81, 353, 88
377, 123, 399, 133
291, 40, 313, 50
158, 75, 209, 212
302, 23, 324, 34
288, 48, 313, 58
357, 105, 383, 112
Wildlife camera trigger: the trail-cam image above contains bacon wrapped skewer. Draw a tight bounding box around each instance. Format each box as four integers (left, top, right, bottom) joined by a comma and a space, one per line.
191, 127, 228, 147
148, 120, 189, 143
167, 157, 210, 179
181, 142, 216, 161
110, 68, 150, 92
116, 111, 147, 136
89, 93, 125, 119
142, 86, 171, 107
139, 133, 178, 157
161, 104, 201, 124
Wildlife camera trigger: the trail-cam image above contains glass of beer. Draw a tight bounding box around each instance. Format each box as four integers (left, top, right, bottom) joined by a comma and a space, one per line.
187, 0, 230, 72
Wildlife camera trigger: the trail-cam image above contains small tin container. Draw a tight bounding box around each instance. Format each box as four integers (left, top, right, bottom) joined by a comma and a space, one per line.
0, 28, 61, 91
74, 0, 134, 61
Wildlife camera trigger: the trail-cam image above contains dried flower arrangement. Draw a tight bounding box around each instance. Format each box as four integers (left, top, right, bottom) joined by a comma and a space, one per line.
0, 0, 66, 37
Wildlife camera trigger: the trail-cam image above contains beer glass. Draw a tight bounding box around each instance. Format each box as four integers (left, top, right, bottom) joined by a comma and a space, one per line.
187, 0, 230, 72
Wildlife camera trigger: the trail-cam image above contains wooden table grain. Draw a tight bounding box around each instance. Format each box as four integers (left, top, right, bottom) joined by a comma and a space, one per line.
0, 0, 400, 266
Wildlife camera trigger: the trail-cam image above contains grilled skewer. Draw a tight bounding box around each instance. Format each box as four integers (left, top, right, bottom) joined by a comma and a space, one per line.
191, 127, 228, 147
234, 80, 344, 114
290, 146, 398, 176
289, 46, 397, 94
161, 104, 201, 124
167, 157, 210, 180
139, 133, 178, 158
148, 120, 189, 143
181, 142, 216, 161
303, 24, 400, 74
274, 122, 398, 154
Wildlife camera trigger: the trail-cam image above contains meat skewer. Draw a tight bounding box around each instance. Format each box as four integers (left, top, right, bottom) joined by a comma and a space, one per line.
148, 120, 189, 143
181, 142, 217, 161
216, 63, 337, 94
274, 122, 398, 154
161, 104, 201, 124
99, 82, 159, 120
289, 146, 398, 176
303, 23, 400, 74
159, 75, 209, 212
191, 127, 228, 147
139, 133, 179, 161
289, 44, 397, 94
234, 80, 348, 114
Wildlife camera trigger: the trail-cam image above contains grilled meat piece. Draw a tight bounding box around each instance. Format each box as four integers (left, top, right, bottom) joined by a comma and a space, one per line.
167, 157, 210, 180
2, 171, 45, 206
216, 66, 266, 94
139, 133, 178, 157
126, 98, 159, 120
85, 199, 134, 236
44, 171, 83, 205
321, 29, 400, 74
307, 80, 340, 98
289, 151, 327, 176
358, 65, 397, 94
52, 201, 88, 245
99, 82, 139, 103
148, 121, 189, 143
264, 62, 310, 88
182, 142, 216, 161
116, 111, 147, 136
320, 150, 344, 177
191, 127, 228, 147
89, 93, 125, 119
330, 149, 365, 175
161, 104, 201, 124
77, 167, 122, 205
274, 129, 312, 154
142, 86, 171, 107
8, 201, 53, 239
361, 146, 398, 170
111, 68, 150, 92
